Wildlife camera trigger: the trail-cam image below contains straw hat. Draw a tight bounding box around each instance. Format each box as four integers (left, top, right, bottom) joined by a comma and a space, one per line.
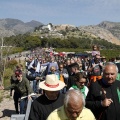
39, 74, 65, 91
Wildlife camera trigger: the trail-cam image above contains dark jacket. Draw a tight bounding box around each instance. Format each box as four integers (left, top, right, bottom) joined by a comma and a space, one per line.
65, 65, 71, 76
28, 93, 64, 120
6, 77, 33, 97
67, 73, 76, 90
86, 79, 120, 120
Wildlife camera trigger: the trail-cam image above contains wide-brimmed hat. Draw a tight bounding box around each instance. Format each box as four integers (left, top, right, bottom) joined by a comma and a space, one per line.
39, 74, 65, 91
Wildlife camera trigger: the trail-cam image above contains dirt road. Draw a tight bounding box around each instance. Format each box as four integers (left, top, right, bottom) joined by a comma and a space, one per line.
0, 91, 16, 120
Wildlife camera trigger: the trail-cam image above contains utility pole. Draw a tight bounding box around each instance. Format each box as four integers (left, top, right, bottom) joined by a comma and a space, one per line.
1, 37, 3, 63
0, 37, 12, 85
0, 37, 4, 85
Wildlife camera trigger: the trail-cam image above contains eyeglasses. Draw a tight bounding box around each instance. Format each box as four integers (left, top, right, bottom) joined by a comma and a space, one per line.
51, 69, 56, 71
75, 81, 87, 84
60, 67, 63, 68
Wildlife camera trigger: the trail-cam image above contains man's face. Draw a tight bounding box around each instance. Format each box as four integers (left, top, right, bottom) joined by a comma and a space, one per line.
50, 67, 56, 73
51, 57, 55, 62
70, 59, 75, 64
45, 90, 59, 100
16, 74, 22, 80
95, 55, 101, 63
65, 100, 83, 120
103, 65, 117, 85
59, 65, 64, 71
71, 67, 76, 73
66, 60, 70, 65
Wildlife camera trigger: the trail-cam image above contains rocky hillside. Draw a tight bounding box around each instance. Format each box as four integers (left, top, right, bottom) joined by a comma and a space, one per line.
98, 21, 120, 40
78, 25, 120, 45
0, 18, 43, 37
38, 22, 120, 45
0, 18, 120, 45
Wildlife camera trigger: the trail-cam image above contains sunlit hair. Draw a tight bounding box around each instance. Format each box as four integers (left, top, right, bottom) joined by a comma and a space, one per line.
50, 66, 56, 71
64, 89, 85, 108
103, 62, 118, 73
92, 45, 99, 51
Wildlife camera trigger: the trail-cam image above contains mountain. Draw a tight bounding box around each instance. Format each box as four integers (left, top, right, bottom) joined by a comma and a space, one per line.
26, 20, 43, 28
78, 25, 120, 45
0, 18, 44, 37
37, 22, 120, 45
0, 18, 120, 45
98, 21, 120, 40
76, 21, 120, 45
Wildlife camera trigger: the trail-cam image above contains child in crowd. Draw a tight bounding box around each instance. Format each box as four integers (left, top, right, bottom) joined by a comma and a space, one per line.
91, 45, 100, 57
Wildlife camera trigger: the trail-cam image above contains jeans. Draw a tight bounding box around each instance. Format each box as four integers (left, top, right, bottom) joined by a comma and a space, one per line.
33, 79, 37, 93
30, 72, 41, 93
19, 98, 28, 114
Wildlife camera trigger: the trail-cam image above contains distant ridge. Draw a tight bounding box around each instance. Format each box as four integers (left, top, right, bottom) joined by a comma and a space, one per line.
98, 21, 120, 40
0, 18, 120, 45
26, 20, 43, 28
0, 18, 44, 37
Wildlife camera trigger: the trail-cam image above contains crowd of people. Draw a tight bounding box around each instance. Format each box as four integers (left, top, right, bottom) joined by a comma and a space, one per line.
0, 45, 120, 120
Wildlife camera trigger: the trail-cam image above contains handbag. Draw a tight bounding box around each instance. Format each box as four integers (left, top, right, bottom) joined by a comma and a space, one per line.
26, 73, 36, 81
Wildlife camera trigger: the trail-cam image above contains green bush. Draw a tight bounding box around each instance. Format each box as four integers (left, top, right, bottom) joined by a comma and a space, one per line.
0, 95, 3, 102
3, 47, 24, 55
5, 59, 18, 69
3, 68, 13, 87
4, 68, 13, 80
10, 47, 24, 54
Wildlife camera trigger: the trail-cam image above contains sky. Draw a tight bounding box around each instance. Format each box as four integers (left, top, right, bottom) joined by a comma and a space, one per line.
0, 0, 120, 26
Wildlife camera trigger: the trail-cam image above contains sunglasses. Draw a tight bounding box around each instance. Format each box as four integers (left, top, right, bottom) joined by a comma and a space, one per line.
16, 75, 22, 77
75, 81, 87, 84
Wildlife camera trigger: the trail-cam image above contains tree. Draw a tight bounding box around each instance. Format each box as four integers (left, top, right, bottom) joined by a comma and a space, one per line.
60, 30, 66, 39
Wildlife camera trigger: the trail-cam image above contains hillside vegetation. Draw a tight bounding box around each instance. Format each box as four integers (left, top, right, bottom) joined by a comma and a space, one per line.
0, 19, 120, 60
2, 32, 120, 59
0, 18, 120, 45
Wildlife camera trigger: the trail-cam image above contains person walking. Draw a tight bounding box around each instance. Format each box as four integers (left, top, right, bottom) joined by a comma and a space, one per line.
29, 74, 65, 120
86, 62, 120, 120
47, 89, 95, 120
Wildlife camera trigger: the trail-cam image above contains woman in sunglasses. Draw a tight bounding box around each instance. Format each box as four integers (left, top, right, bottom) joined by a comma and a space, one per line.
69, 72, 89, 99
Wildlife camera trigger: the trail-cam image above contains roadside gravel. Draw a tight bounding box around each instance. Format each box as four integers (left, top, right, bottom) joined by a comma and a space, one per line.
0, 91, 16, 120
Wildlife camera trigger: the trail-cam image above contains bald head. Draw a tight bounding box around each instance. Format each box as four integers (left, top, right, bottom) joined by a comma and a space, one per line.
103, 62, 118, 85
